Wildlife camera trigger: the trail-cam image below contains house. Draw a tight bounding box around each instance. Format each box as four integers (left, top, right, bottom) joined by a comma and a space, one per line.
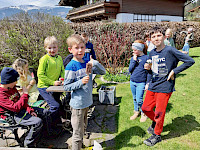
187, 5, 200, 21
59, 0, 187, 23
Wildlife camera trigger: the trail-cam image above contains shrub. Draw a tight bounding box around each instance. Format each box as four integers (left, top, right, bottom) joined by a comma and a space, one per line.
103, 69, 130, 82
0, 12, 73, 71
70, 21, 200, 75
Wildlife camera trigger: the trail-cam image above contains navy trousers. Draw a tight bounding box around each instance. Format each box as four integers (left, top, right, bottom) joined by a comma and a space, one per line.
14, 107, 49, 147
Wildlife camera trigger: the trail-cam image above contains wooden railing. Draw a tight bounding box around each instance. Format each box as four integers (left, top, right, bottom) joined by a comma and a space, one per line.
67, 1, 120, 22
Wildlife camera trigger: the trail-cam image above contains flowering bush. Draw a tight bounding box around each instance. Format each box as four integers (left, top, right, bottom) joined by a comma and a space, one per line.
70, 21, 200, 75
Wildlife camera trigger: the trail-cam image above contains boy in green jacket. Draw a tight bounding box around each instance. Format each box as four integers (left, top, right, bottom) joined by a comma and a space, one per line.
37, 36, 65, 131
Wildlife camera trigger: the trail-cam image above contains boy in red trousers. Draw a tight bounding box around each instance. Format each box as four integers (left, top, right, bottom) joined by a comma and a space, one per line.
142, 27, 195, 146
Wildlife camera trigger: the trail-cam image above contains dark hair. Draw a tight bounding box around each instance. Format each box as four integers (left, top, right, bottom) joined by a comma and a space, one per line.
149, 27, 165, 37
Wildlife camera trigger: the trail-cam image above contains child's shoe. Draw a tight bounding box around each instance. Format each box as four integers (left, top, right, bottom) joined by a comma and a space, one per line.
143, 134, 161, 146
130, 111, 140, 120
140, 113, 147, 122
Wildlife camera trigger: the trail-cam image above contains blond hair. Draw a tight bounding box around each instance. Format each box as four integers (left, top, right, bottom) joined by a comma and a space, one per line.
66, 34, 85, 48
12, 58, 30, 82
165, 28, 173, 37
44, 36, 58, 48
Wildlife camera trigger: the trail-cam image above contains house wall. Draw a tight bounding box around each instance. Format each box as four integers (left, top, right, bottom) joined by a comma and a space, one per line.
110, 0, 185, 16
115, 13, 183, 23
110, 0, 123, 12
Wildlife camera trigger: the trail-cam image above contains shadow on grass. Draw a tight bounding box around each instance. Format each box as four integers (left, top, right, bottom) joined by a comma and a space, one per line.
104, 126, 145, 150
190, 55, 200, 58
166, 102, 173, 113
162, 115, 200, 140
176, 73, 186, 78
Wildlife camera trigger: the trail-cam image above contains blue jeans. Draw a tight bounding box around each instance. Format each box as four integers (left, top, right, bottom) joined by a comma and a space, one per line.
38, 88, 63, 127
182, 43, 190, 55
130, 81, 145, 113
38, 88, 61, 113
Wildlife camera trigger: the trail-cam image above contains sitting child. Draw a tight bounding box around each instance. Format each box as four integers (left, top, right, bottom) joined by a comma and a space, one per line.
0, 67, 49, 147
37, 36, 65, 129
12, 58, 42, 106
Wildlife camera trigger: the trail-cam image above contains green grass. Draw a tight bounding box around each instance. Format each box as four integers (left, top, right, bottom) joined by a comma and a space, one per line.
94, 47, 200, 150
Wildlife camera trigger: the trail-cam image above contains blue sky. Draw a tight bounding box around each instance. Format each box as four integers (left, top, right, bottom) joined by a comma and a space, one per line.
0, 0, 60, 8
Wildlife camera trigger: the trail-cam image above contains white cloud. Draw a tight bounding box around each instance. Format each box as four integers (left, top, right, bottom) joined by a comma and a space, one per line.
0, 0, 60, 8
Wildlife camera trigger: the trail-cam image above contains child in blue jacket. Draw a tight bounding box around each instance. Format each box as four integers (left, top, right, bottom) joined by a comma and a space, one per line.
64, 34, 106, 150
129, 40, 150, 122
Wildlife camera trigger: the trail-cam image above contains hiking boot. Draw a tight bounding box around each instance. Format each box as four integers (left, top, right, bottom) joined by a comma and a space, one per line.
140, 113, 147, 122
143, 134, 161, 146
130, 111, 140, 120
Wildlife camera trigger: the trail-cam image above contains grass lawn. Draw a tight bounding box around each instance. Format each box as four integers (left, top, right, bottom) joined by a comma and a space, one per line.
94, 47, 200, 150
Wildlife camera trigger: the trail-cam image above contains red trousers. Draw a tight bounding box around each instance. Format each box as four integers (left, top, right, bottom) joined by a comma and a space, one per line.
142, 90, 172, 135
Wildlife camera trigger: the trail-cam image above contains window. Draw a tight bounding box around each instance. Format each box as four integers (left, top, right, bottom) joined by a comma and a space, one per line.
133, 14, 156, 22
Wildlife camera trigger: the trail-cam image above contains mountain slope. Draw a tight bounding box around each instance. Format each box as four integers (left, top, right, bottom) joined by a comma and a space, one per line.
0, 5, 72, 20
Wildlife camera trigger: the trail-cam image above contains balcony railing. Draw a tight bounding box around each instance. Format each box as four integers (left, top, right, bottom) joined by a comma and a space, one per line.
66, 1, 120, 22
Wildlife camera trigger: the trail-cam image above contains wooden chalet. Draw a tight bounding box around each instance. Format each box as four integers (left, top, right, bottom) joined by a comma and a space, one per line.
59, 0, 187, 22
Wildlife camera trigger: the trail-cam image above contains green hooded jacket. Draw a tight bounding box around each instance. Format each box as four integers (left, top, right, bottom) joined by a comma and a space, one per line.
37, 54, 65, 88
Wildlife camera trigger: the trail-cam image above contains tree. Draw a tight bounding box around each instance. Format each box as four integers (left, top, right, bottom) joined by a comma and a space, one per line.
0, 12, 73, 71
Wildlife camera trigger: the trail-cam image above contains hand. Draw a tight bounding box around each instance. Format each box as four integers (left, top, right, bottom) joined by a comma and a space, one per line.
59, 78, 64, 85
133, 54, 137, 61
145, 83, 149, 91
88, 55, 94, 65
144, 63, 151, 70
18, 89, 23, 96
29, 79, 36, 85
82, 76, 90, 84
22, 87, 28, 94
31, 112, 37, 117
167, 70, 175, 81
54, 81, 61, 86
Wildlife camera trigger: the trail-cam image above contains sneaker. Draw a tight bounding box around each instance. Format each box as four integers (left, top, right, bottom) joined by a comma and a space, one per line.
147, 126, 154, 134
130, 111, 140, 120
143, 134, 161, 146
140, 113, 147, 122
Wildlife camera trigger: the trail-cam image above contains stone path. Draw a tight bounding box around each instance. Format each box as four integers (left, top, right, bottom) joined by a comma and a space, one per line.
0, 94, 119, 149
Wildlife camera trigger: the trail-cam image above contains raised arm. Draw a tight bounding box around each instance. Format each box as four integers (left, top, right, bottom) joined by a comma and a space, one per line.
129, 57, 138, 74
91, 60, 106, 75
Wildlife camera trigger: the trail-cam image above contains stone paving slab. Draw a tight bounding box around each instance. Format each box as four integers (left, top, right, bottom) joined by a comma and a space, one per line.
0, 94, 118, 149
0, 147, 69, 150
